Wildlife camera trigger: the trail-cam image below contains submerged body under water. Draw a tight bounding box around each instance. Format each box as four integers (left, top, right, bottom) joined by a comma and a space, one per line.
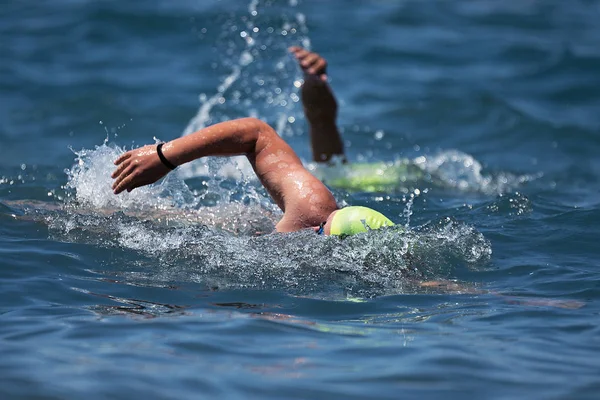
2, 0, 600, 399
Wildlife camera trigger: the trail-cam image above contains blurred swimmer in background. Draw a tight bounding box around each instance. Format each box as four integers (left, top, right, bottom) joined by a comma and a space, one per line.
290, 46, 425, 193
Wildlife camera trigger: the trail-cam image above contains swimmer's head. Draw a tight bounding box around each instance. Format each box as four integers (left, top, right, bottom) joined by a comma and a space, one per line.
317, 206, 395, 236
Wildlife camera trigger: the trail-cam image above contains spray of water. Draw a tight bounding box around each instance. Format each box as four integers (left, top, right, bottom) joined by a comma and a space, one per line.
179, 0, 310, 182
4, 0, 495, 299
43, 202, 491, 298
413, 150, 541, 195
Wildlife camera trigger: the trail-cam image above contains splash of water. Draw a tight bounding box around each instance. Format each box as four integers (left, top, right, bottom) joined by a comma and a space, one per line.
306, 149, 539, 195
28, 0, 494, 299
179, 0, 310, 182
487, 191, 532, 216
173, 1, 537, 198
61, 143, 278, 235
413, 149, 541, 194
43, 207, 491, 298
63, 142, 196, 211
1, 136, 493, 299
5, 138, 491, 299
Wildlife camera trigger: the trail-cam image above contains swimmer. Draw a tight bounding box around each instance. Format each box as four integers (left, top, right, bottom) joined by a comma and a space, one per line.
111, 117, 394, 236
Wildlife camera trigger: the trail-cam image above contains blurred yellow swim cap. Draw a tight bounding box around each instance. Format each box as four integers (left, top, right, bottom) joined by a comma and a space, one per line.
329, 206, 395, 236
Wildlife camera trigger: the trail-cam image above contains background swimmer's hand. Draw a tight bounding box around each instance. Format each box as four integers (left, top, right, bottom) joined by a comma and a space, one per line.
289, 46, 344, 163
289, 46, 328, 81
111, 144, 171, 194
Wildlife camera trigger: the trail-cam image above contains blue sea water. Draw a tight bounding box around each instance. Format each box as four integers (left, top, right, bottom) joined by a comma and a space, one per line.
2, 0, 600, 398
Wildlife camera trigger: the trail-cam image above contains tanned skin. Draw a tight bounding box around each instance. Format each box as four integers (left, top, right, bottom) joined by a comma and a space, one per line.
112, 117, 339, 233
112, 47, 344, 235
289, 46, 346, 163
109, 47, 588, 306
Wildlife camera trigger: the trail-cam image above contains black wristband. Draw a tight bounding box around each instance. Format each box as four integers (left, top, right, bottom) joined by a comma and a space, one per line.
156, 143, 177, 170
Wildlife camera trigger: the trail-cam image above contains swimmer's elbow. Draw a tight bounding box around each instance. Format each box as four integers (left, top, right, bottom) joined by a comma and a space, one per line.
246, 117, 277, 136
242, 118, 279, 150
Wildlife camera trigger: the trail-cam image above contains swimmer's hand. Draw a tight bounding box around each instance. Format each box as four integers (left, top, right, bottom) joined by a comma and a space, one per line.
289, 46, 328, 81
111, 144, 171, 194
289, 46, 343, 162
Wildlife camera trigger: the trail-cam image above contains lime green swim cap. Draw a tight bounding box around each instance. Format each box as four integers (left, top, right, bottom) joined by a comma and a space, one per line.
329, 206, 395, 236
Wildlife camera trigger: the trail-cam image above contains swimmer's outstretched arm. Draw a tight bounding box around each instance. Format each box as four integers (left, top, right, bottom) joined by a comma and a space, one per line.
289, 47, 345, 163
111, 117, 338, 231
111, 118, 292, 199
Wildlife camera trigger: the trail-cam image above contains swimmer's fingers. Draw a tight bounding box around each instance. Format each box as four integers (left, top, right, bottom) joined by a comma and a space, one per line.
112, 171, 137, 194
114, 151, 132, 166
112, 163, 135, 191
289, 47, 318, 67
122, 168, 168, 194
299, 53, 321, 68
113, 166, 154, 194
291, 49, 310, 65
111, 144, 170, 194
292, 49, 312, 63
299, 53, 322, 71
289, 48, 327, 78
300, 52, 321, 68
288, 46, 306, 56
308, 58, 327, 78
111, 159, 131, 179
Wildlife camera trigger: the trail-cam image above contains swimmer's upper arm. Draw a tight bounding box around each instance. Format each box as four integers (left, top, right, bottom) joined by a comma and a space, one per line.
249, 124, 306, 211
249, 123, 338, 230
162, 116, 312, 212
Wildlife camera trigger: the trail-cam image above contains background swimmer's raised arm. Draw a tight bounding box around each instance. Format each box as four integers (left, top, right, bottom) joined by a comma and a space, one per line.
289, 47, 345, 163
111, 117, 338, 232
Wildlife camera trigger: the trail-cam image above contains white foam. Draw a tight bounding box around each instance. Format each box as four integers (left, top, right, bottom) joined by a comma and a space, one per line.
177, 0, 309, 183
64, 143, 196, 211
414, 149, 541, 194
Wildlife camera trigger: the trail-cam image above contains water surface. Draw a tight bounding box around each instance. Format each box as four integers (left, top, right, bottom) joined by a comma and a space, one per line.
1, 1, 600, 398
